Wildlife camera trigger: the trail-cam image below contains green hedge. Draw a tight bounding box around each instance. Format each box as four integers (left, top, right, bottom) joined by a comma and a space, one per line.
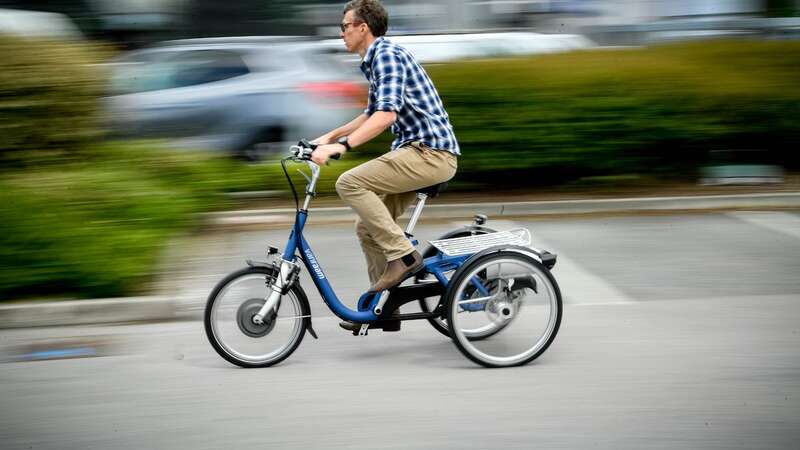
428, 40, 800, 188
0, 36, 111, 166
0, 142, 221, 299
0, 141, 364, 300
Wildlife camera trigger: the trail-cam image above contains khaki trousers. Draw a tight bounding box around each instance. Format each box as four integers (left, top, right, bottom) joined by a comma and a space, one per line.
335, 142, 457, 283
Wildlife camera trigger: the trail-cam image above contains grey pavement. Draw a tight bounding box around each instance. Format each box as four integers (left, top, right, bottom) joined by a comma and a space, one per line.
0, 298, 798, 449
1, 211, 800, 449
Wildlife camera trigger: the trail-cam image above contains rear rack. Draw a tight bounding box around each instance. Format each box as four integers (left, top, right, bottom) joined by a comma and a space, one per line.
430, 228, 531, 257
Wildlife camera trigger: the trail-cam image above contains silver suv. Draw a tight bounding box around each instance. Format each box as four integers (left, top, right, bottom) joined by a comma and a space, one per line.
105, 37, 366, 160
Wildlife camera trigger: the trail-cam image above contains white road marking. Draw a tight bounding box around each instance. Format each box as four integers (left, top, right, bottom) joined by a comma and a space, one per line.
728, 211, 800, 241
480, 220, 635, 305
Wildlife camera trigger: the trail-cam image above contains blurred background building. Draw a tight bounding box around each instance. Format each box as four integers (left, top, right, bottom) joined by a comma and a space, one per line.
1, 1, 799, 47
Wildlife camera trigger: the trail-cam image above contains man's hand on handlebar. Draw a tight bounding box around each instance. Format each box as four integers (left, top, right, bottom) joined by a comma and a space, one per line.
311, 143, 345, 166
310, 134, 333, 146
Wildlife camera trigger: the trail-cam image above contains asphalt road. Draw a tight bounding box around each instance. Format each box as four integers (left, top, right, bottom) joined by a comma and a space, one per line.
1, 211, 799, 449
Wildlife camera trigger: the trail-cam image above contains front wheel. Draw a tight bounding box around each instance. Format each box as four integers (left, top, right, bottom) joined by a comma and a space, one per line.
445, 250, 562, 368
204, 266, 310, 368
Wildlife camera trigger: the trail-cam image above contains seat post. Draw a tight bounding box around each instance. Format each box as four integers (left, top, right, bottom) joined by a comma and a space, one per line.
405, 193, 428, 235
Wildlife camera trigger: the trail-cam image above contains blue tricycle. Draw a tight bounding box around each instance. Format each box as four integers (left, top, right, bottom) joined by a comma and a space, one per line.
204, 141, 562, 368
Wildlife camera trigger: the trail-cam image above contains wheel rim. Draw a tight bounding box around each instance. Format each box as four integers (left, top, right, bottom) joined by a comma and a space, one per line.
210, 273, 304, 364
450, 257, 559, 366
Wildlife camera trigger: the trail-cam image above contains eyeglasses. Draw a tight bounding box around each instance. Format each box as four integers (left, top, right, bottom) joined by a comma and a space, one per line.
340, 21, 362, 32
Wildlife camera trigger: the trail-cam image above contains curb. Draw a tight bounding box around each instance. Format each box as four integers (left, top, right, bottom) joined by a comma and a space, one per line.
2, 192, 798, 330
207, 192, 800, 226
0, 296, 174, 329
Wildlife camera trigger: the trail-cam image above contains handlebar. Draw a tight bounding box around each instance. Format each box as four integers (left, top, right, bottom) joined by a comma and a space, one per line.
283, 139, 342, 211
290, 139, 341, 162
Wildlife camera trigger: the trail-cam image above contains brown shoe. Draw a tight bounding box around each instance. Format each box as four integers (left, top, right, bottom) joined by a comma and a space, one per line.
368, 251, 424, 293
339, 320, 363, 332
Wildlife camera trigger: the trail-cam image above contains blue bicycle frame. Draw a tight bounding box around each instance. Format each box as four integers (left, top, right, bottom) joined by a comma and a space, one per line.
251, 149, 491, 326
284, 210, 478, 323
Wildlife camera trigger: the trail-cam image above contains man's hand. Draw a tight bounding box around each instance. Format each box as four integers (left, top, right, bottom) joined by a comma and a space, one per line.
311, 143, 346, 165
310, 134, 333, 145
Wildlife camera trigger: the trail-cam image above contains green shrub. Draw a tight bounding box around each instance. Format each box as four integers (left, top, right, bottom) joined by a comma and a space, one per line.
429, 40, 800, 188
0, 140, 366, 300
0, 36, 112, 166
0, 142, 211, 299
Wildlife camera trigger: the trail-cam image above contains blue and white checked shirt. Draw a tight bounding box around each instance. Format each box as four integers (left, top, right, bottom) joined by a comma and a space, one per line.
361, 37, 460, 155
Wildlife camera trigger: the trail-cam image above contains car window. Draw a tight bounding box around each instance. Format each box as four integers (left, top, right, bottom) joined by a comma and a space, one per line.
109, 51, 176, 95
170, 50, 250, 88
110, 49, 250, 94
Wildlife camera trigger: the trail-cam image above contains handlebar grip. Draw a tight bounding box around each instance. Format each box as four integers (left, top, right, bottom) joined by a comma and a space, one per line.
299, 139, 318, 150
330, 152, 341, 161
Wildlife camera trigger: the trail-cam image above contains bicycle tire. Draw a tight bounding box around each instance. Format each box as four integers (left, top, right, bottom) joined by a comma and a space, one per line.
204, 265, 310, 368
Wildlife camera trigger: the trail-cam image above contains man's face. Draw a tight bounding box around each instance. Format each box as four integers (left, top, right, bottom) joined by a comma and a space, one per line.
340, 10, 366, 53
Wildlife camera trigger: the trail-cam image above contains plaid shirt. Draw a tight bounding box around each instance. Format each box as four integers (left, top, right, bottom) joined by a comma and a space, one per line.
361, 37, 460, 155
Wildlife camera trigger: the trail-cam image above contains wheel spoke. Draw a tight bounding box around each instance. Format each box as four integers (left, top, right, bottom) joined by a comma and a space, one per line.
274, 315, 311, 322
457, 295, 494, 305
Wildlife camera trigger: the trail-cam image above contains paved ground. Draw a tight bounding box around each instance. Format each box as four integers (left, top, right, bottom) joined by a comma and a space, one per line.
1, 212, 799, 449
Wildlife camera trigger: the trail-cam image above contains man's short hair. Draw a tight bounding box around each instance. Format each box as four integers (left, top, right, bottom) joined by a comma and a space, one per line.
343, 0, 388, 37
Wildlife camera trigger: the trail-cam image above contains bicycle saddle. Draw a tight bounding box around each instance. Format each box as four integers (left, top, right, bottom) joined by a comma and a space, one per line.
416, 182, 447, 198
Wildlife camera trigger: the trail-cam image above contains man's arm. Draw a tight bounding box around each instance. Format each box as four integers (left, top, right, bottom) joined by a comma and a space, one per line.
311, 111, 395, 165
312, 49, 405, 165
347, 111, 396, 147
312, 113, 369, 145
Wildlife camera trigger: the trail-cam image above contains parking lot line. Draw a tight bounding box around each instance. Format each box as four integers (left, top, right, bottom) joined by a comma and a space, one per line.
728, 211, 800, 241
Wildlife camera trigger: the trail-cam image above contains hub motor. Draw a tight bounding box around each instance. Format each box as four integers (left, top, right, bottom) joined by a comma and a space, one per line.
486, 286, 522, 324
237, 298, 276, 337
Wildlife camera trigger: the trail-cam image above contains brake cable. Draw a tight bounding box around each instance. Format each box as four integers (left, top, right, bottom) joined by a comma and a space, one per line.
280, 157, 300, 213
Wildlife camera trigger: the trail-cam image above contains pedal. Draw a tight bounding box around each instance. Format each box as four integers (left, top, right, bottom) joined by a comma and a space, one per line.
357, 324, 369, 336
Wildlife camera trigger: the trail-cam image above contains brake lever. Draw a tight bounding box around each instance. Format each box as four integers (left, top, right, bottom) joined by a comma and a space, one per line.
291, 139, 317, 161
290, 139, 341, 164
299, 139, 318, 150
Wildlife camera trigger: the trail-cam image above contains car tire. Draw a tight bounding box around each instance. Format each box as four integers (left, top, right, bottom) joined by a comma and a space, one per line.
237, 127, 284, 162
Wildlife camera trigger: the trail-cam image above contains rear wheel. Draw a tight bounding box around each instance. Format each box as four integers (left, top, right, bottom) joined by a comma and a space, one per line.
204, 266, 309, 368
445, 251, 562, 368
418, 227, 496, 337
